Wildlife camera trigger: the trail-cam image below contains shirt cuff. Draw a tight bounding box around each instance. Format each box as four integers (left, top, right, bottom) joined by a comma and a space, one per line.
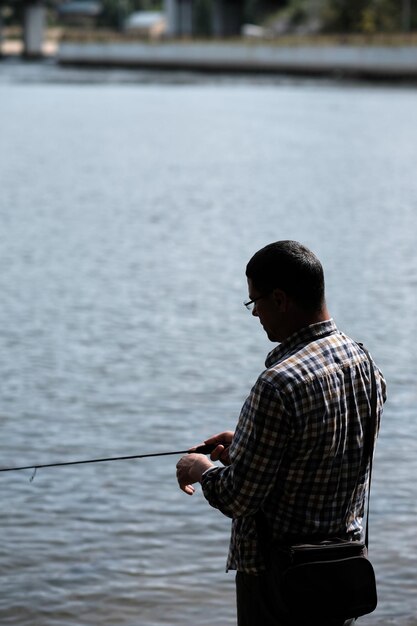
201, 466, 217, 480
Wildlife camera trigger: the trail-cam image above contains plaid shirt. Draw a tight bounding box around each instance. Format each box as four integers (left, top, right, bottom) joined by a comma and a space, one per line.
201, 319, 386, 573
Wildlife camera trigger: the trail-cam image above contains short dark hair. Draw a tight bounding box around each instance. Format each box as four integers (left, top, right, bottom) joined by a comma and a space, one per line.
246, 240, 325, 313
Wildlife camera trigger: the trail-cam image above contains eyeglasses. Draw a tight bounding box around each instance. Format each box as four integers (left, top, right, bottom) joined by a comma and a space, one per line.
243, 294, 269, 311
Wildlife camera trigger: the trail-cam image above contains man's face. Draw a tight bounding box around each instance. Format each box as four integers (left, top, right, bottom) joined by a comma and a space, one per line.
247, 278, 284, 343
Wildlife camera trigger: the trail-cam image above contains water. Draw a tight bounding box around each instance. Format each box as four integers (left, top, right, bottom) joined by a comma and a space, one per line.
0, 57, 417, 625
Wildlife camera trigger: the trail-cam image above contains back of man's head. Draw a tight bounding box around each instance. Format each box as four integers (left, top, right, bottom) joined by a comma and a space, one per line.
246, 240, 325, 314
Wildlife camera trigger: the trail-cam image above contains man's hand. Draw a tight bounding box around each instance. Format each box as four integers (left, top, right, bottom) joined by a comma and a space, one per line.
204, 431, 234, 466
176, 453, 214, 496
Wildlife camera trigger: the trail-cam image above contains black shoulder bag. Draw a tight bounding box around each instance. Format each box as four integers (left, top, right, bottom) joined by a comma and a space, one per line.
260, 347, 379, 621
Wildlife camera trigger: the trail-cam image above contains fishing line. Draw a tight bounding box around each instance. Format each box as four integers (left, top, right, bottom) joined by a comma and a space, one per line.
0, 443, 217, 477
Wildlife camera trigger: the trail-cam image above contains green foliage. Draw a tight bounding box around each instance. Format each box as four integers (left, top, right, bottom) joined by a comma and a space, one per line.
245, 0, 286, 23
321, 0, 392, 32
60, 0, 417, 34
323, 0, 367, 31
193, 0, 212, 35
286, 0, 309, 25
276, 0, 417, 32
98, 0, 160, 29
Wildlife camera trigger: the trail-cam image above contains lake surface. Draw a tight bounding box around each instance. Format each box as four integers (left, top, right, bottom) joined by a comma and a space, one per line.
0, 57, 417, 626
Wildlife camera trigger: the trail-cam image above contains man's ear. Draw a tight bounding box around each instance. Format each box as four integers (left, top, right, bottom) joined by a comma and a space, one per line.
271, 288, 289, 312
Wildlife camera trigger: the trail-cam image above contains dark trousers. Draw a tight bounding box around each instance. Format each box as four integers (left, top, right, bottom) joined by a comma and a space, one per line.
236, 571, 356, 626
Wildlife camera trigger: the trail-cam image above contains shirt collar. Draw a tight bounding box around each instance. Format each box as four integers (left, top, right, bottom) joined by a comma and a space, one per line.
265, 318, 339, 368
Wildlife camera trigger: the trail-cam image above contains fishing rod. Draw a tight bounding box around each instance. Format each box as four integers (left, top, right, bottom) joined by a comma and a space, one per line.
0, 443, 218, 475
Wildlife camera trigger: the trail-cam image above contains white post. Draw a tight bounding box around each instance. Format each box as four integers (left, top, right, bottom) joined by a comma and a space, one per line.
164, 0, 178, 37
178, 0, 193, 36
23, 4, 46, 58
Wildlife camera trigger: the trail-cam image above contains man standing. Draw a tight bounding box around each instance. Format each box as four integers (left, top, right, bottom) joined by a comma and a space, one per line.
176, 240, 386, 626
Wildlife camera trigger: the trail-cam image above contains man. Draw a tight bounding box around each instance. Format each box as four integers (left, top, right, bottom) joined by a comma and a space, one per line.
176, 240, 386, 626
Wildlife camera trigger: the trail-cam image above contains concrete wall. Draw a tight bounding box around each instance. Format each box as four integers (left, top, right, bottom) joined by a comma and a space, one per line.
58, 42, 417, 78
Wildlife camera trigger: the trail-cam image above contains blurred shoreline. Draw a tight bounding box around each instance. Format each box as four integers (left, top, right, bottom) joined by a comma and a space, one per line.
0, 27, 61, 57
2, 28, 417, 80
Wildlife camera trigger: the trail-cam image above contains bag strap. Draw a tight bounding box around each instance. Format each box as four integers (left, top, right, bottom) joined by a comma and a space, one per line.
359, 345, 379, 549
